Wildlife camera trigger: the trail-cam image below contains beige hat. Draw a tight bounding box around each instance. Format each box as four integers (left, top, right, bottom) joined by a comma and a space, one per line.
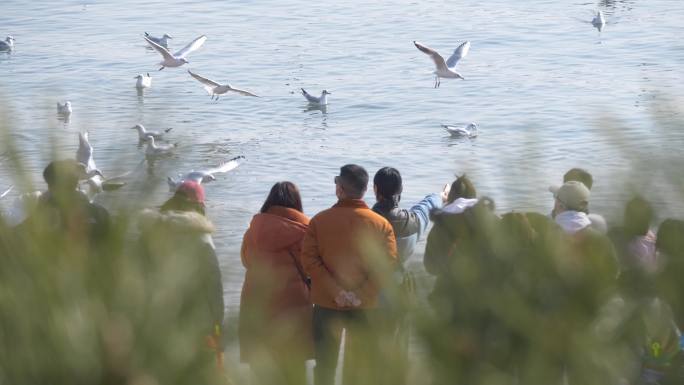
549, 181, 590, 211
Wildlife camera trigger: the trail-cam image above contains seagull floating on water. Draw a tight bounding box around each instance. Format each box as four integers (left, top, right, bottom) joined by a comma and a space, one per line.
167, 155, 245, 191
135, 73, 152, 89
414, 41, 470, 88
443, 123, 478, 138
188, 70, 259, 100
131, 124, 173, 141
144, 34, 206, 70
145, 136, 176, 157
144, 32, 172, 49
592, 10, 606, 31
0, 36, 15, 51
57, 101, 72, 116
301, 88, 330, 105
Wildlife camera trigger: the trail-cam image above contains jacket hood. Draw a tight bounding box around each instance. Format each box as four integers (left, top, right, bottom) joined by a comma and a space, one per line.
138, 208, 215, 234
247, 206, 309, 251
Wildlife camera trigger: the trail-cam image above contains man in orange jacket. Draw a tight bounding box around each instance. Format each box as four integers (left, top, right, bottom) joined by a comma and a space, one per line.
302, 164, 398, 385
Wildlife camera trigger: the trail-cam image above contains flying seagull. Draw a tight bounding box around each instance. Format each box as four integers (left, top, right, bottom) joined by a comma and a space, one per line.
188, 70, 259, 100
144, 32, 172, 49
75, 132, 129, 198
167, 155, 245, 191
0, 185, 13, 199
144, 34, 207, 70
301, 88, 331, 105
414, 41, 470, 88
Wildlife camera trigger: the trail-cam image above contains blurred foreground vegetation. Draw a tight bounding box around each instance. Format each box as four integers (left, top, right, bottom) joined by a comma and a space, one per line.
1, 105, 684, 385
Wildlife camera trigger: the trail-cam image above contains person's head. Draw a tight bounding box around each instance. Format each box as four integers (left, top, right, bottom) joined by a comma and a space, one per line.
373, 167, 402, 203
563, 168, 593, 190
160, 180, 206, 215
43, 159, 81, 196
624, 196, 653, 237
551, 181, 590, 214
335, 164, 368, 200
446, 174, 477, 203
260, 181, 303, 213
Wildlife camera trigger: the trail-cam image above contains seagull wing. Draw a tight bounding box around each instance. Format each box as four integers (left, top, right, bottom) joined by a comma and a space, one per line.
446, 41, 470, 68
188, 70, 219, 95
414, 41, 448, 72
301, 88, 320, 103
144, 36, 174, 61
205, 155, 244, 174
76, 132, 97, 171
0, 185, 13, 199
175, 35, 207, 59
228, 85, 259, 97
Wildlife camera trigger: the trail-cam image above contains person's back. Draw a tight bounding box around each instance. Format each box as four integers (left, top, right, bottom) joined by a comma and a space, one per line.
239, 182, 312, 385
371, 167, 443, 263
301, 164, 397, 385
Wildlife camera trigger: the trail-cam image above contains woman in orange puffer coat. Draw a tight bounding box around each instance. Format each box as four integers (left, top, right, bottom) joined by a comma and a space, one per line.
239, 181, 312, 385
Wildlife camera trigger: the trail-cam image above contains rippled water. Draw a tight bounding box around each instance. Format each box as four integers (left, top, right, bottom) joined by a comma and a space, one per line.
2, 0, 684, 311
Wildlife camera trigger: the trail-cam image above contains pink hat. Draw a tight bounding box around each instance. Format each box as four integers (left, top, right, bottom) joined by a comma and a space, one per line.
175, 180, 205, 204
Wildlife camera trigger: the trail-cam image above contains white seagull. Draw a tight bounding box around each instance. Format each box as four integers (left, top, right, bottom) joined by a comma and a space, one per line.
144, 34, 207, 70
443, 123, 478, 138
414, 41, 470, 88
131, 124, 173, 141
75, 132, 128, 198
301, 88, 331, 105
135, 73, 152, 89
144, 32, 172, 49
0, 36, 15, 51
57, 101, 72, 116
167, 155, 245, 191
144, 136, 176, 157
592, 10, 606, 31
188, 70, 259, 100
0, 185, 13, 199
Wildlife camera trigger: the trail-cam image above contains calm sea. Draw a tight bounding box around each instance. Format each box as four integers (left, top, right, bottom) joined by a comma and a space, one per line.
2, 0, 684, 313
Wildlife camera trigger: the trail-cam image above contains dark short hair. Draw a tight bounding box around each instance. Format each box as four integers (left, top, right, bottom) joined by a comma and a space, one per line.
447, 174, 477, 203
624, 196, 653, 237
338, 164, 368, 198
260, 181, 303, 213
373, 167, 402, 201
563, 168, 593, 190
43, 159, 80, 189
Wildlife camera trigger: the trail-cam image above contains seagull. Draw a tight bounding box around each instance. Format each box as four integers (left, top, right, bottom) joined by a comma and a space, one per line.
144, 34, 206, 70
443, 123, 478, 138
188, 70, 259, 100
592, 10, 606, 31
414, 41, 470, 88
0, 185, 13, 199
144, 136, 176, 157
301, 88, 330, 105
0, 36, 14, 51
167, 155, 245, 191
57, 101, 72, 116
131, 124, 173, 141
135, 73, 152, 89
144, 32, 172, 49
75, 132, 129, 198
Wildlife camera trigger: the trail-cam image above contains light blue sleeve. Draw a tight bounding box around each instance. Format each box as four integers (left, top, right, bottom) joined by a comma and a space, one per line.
409, 193, 442, 240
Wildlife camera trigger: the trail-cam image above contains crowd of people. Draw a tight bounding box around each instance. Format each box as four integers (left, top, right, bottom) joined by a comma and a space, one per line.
2, 159, 684, 385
